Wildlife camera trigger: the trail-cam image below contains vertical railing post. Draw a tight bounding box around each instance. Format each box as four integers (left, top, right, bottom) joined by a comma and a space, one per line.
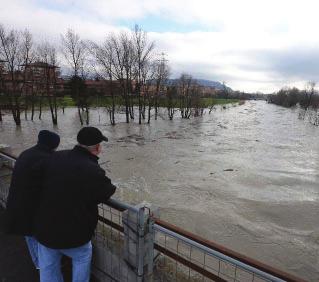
123, 203, 156, 281
0, 145, 12, 208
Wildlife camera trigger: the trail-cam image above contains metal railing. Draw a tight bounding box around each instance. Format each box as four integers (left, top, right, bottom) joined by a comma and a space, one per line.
0, 150, 15, 207
0, 150, 306, 282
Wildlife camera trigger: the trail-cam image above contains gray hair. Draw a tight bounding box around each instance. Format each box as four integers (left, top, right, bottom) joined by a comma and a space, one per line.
78, 143, 99, 151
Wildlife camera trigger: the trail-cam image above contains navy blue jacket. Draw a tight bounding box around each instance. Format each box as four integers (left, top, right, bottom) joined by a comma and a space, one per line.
5, 144, 53, 236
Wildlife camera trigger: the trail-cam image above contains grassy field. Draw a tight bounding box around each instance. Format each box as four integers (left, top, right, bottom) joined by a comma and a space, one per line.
89, 96, 240, 108
0, 95, 240, 108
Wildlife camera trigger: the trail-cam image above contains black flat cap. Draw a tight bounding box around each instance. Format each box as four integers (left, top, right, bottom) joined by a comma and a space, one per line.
77, 127, 108, 146
38, 130, 60, 150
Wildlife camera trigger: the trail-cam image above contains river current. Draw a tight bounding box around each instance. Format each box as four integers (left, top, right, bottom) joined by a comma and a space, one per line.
0, 101, 318, 280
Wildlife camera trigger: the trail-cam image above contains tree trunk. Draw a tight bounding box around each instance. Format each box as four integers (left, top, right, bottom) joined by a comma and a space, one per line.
147, 95, 151, 124
54, 95, 58, 124
85, 106, 89, 125
13, 94, 21, 126
48, 96, 58, 125
77, 106, 83, 125
111, 85, 115, 126
138, 87, 142, 125
24, 95, 28, 120
31, 94, 35, 121
39, 95, 43, 120
142, 94, 146, 120
129, 95, 134, 120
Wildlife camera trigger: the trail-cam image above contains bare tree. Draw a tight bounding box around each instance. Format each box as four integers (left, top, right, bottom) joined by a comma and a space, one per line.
0, 24, 23, 125
19, 29, 35, 121
178, 73, 193, 118
36, 41, 59, 124
0, 25, 35, 125
141, 60, 156, 123
61, 29, 86, 77
121, 32, 136, 121
166, 85, 178, 120
298, 81, 316, 120
153, 52, 170, 120
191, 82, 204, 117
88, 38, 117, 125
61, 29, 88, 124
303, 81, 316, 111
132, 25, 155, 124
107, 32, 133, 123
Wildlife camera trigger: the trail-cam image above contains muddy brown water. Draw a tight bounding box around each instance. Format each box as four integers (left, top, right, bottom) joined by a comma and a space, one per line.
0, 101, 318, 281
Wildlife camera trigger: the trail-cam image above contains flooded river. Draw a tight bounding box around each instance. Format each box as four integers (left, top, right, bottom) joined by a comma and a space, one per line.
0, 101, 318, 281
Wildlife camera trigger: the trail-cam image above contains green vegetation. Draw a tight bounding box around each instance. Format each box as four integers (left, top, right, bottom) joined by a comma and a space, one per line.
0, 94, 239, 110
73, 96, 239, 108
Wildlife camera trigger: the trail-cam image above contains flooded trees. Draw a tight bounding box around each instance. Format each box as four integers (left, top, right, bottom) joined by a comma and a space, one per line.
270, 83, 319, 126
153, 53, 170, 120
301, 82, 316, 111
0, 26, 36, 126
270, 87, 301, 108
132, 25, 155, 125
178, 74, 193, 119
90, 27, 156, 125
141, 60, 155, 124
299, 82, 319, 124
61, 29, 89, 125
176, 74, 205, 118
166, 86, 178, 120
20, 29, 35, 121
88, 38, 117, 125
107, 33, 133, 123
36, 42, 59, 125
1, 23, 225, 127
191, 82, 204, 117
0, 25, 22, 125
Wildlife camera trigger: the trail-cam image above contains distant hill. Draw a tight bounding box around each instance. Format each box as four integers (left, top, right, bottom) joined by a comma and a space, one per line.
165, 78, 232, 91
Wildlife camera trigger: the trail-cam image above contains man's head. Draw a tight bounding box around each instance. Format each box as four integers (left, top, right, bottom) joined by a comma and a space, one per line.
38, 130, 60, 151
77, 127, 108, 156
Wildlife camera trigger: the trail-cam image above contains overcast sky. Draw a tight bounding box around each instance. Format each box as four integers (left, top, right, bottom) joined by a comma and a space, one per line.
1, 0, 319, 93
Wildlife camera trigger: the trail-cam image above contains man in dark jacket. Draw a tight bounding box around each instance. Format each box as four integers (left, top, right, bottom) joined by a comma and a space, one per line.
5, 130, 60, 269
34, 127, 116, 282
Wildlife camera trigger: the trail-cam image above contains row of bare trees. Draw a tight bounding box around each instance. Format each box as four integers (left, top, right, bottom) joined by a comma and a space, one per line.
0, 23, 213, 127
0, 24, 61, 125
268, 82, 318, 109
268, 81, 319, 125
86, 25, 170, 125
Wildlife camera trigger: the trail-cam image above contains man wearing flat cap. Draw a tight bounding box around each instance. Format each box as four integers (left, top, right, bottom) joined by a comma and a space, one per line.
34, 127, 116, 282
5, 130, 60, 269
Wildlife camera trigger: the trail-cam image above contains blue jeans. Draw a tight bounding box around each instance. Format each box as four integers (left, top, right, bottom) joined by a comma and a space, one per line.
25, 236, 39, 269
38, 241, 92, 282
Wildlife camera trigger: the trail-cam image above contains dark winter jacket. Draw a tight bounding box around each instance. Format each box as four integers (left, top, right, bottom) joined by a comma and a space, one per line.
5, 144, 53, 236
34, 145, 116, 249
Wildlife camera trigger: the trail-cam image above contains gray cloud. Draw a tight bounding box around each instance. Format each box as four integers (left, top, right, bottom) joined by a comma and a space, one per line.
232, 47, 319, 82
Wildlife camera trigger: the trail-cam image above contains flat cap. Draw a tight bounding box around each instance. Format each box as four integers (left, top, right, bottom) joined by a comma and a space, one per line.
77, 127, 108, 146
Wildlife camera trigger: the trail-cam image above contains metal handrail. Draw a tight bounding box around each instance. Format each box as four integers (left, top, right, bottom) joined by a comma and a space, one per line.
0, 150, 307, 282
155, 224, 284, 282
153, 218, 306, 282
0, 151, 17, 162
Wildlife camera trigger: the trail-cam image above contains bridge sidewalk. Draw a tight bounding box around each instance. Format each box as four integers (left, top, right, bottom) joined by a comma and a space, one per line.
0, 208, 98, 282
0, 208, 39, 282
